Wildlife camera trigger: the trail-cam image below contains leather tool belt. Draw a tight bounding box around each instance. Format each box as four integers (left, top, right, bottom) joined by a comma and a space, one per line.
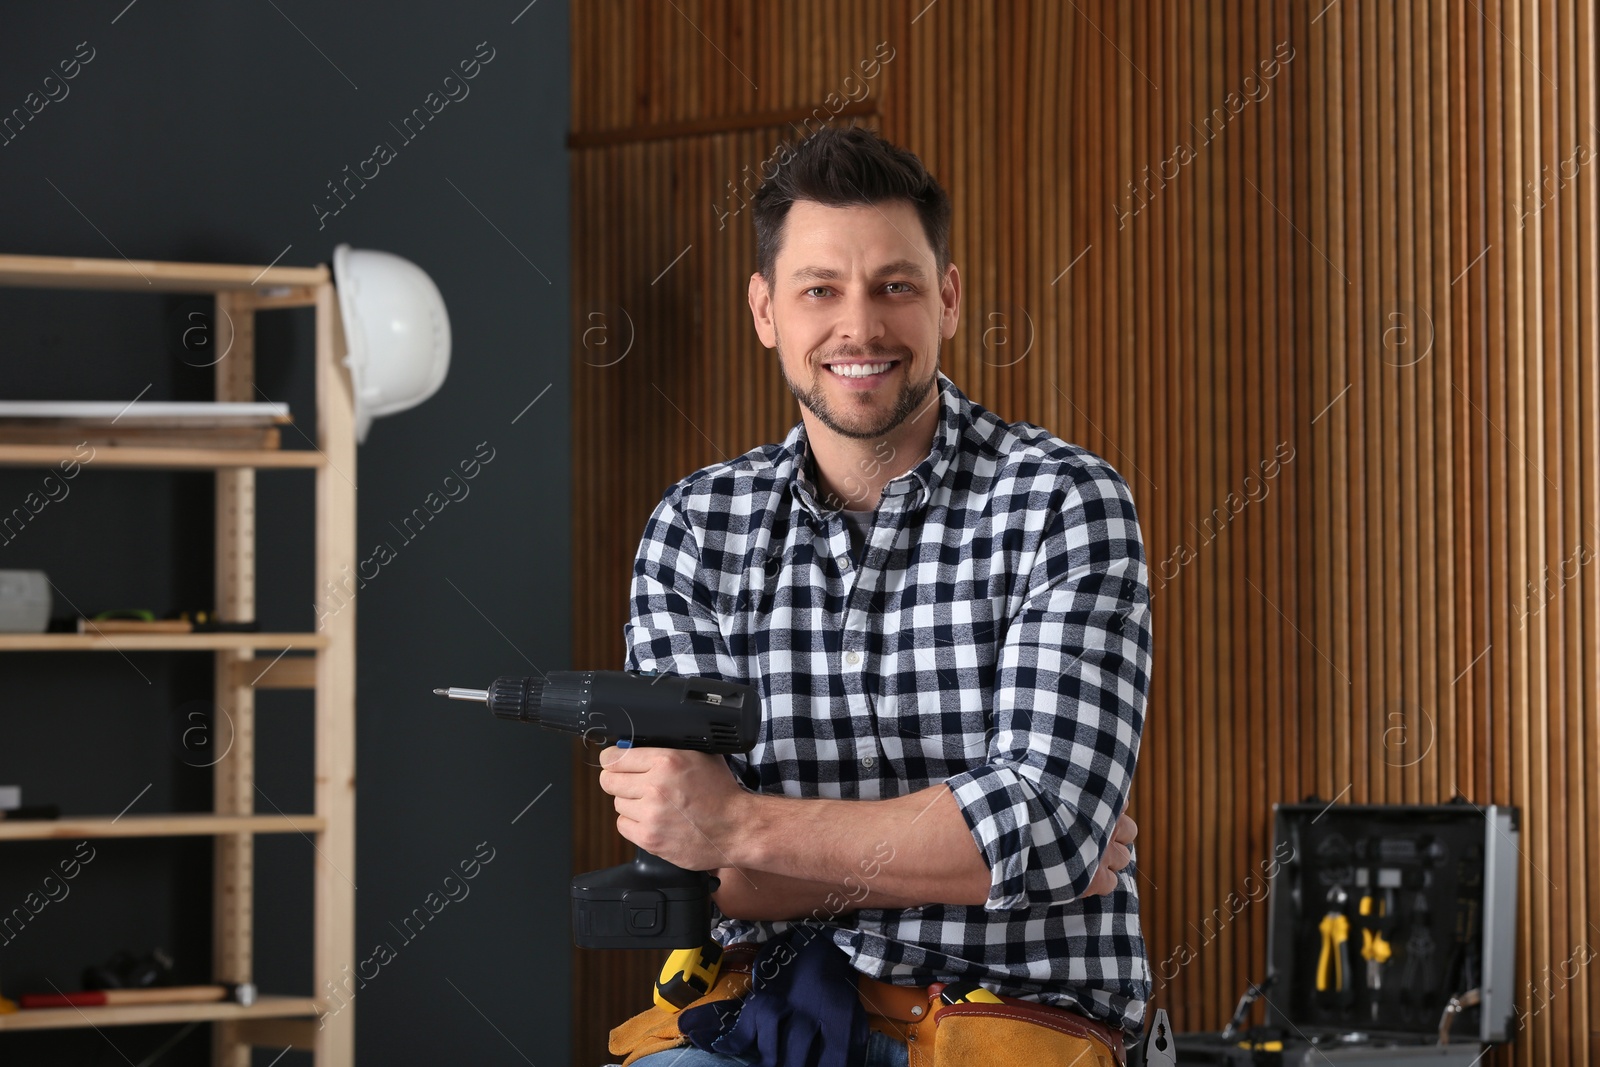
609, 942, 1128, 1067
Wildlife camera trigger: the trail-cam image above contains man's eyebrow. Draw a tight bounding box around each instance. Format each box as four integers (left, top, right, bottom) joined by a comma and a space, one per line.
789, 259, 929, 284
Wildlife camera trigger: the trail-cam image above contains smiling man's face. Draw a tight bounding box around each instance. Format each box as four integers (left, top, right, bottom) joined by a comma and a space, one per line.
749, 198, 960, 441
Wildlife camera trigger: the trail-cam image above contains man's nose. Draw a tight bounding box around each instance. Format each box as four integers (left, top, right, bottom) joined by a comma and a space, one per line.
836, 289, 886, 345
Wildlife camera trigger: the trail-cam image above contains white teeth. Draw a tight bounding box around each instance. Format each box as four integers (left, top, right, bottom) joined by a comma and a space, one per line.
828, 362, 894, 378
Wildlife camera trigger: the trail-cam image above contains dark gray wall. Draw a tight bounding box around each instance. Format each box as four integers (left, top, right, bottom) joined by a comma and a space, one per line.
0, 3, 571, 1064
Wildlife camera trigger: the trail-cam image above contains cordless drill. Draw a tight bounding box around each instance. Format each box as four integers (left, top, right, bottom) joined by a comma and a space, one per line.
435, 670, 760, 949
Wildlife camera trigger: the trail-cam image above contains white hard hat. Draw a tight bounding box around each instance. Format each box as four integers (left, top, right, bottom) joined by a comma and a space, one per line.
332, 245, 451, 444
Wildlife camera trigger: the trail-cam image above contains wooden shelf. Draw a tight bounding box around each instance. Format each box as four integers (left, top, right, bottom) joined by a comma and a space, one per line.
0, 995, 320, 1032
0, 443, 322, 470
0, 632, 328, 652
0, 253, 328, 293
0, 250, 359, 1064
0, 814, 325, 842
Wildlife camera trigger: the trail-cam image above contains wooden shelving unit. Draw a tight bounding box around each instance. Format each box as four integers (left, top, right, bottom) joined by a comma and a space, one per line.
0, 253, 357, 1065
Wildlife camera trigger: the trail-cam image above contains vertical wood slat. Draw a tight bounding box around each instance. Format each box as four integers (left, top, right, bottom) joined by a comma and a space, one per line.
212, 290, 256, 1067
311, 281, 358, 1067
568, 3, 1599, 1064
1572, 0, 1600, 1056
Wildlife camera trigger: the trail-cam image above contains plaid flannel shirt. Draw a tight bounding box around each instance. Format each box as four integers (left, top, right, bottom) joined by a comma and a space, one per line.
624, 372, 1153, 1034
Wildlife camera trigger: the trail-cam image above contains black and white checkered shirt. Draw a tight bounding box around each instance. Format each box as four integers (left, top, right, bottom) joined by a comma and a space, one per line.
624, 372, 1153, 1034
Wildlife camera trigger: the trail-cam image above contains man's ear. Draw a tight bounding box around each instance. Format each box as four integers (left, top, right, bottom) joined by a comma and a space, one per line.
940, 262, 962, 340
748, 272, 778, 348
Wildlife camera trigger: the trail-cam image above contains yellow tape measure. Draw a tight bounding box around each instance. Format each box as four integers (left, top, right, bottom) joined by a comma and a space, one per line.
654, 943, 725, 1012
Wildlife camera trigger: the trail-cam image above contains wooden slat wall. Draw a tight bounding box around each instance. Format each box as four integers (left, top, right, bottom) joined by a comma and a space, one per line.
567, 3, 1598, 1064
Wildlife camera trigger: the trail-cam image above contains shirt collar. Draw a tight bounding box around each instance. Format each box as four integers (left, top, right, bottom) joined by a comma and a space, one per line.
786, 372, 966, 518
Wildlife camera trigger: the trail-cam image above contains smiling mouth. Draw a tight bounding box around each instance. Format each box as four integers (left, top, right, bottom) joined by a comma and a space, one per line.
825, 360, 900, 379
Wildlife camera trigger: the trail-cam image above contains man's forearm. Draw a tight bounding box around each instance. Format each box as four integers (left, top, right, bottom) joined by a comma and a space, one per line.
723, 783, 991, 909
712, 864, 924, 922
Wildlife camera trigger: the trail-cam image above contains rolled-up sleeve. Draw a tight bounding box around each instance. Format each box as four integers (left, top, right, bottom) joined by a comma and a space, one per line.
943, 462, 1152, 911
624, 490, 742, 682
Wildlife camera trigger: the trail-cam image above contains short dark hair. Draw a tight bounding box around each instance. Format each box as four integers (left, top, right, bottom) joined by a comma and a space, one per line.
752, 124, 952, 287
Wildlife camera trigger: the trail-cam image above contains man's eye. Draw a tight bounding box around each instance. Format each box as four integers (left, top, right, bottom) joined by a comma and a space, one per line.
803, 283, 914, 297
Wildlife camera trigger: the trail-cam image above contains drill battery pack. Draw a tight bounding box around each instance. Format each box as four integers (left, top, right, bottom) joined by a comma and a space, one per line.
571, 847, 720, 949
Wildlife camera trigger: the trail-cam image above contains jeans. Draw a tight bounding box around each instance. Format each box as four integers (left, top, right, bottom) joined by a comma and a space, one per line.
613, 1030, 910, 1067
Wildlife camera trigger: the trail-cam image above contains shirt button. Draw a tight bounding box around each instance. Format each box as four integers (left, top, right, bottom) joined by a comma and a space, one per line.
845, 650, 861, 666
862, 755, 876, 769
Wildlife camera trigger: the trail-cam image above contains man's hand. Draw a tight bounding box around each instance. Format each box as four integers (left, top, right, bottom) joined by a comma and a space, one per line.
597, 746, 746, 871
1083, 811, 1138, 897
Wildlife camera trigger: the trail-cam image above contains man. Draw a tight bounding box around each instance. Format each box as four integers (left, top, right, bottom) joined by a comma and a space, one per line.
599, 125, 1152, 1066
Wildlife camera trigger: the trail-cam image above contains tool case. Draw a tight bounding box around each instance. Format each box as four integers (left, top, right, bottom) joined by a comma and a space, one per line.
1168, 801, 1519, 1066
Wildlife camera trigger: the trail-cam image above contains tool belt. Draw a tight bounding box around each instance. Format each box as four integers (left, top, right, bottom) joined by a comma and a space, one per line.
609, 943, 1127, 1067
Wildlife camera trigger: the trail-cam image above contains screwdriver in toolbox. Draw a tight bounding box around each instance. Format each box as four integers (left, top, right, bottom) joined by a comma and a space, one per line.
1359, 881, 1393, 1022
1361, 926, 1393, 1020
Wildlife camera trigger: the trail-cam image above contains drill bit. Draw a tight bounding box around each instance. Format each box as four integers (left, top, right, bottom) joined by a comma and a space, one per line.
434, 687, 489, 702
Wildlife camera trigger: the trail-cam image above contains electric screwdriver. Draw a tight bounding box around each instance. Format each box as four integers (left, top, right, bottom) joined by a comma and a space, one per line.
435, 670, 760, 949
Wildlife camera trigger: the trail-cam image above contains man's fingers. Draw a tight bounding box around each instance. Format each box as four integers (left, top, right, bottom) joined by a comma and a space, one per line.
1113, 811, 1138, 845
600, 744, 664, 769
597, 768, 649, 800
1085, 843, 1132, 896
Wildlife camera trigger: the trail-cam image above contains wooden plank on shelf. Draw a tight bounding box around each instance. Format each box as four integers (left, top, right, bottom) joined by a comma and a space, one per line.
0, 813, 324, 841
75, 619, 195, 633
0, 253, 328, 293
0, 426, 282, 450
0, 402, 291, 455
0, 444, 318, 469
0, 400, 289, 421
227, 654, 318, 690
0, 995, 319, 1032
0, 633, 327, 651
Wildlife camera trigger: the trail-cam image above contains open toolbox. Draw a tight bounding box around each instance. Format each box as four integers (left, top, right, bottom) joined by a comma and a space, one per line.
1168, 801, 1519, 1065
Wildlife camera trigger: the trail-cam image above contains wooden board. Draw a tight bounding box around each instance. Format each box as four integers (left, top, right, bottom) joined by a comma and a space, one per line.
0, 813, 325, 841
0, 995, 319, 1032
0, 444, 318, 469
0, 633, 327, 651
0, 426, 283, 450
0, 253, 327, 292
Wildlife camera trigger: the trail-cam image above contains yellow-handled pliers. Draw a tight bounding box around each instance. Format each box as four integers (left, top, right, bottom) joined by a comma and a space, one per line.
1318, 911, 1351, 991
